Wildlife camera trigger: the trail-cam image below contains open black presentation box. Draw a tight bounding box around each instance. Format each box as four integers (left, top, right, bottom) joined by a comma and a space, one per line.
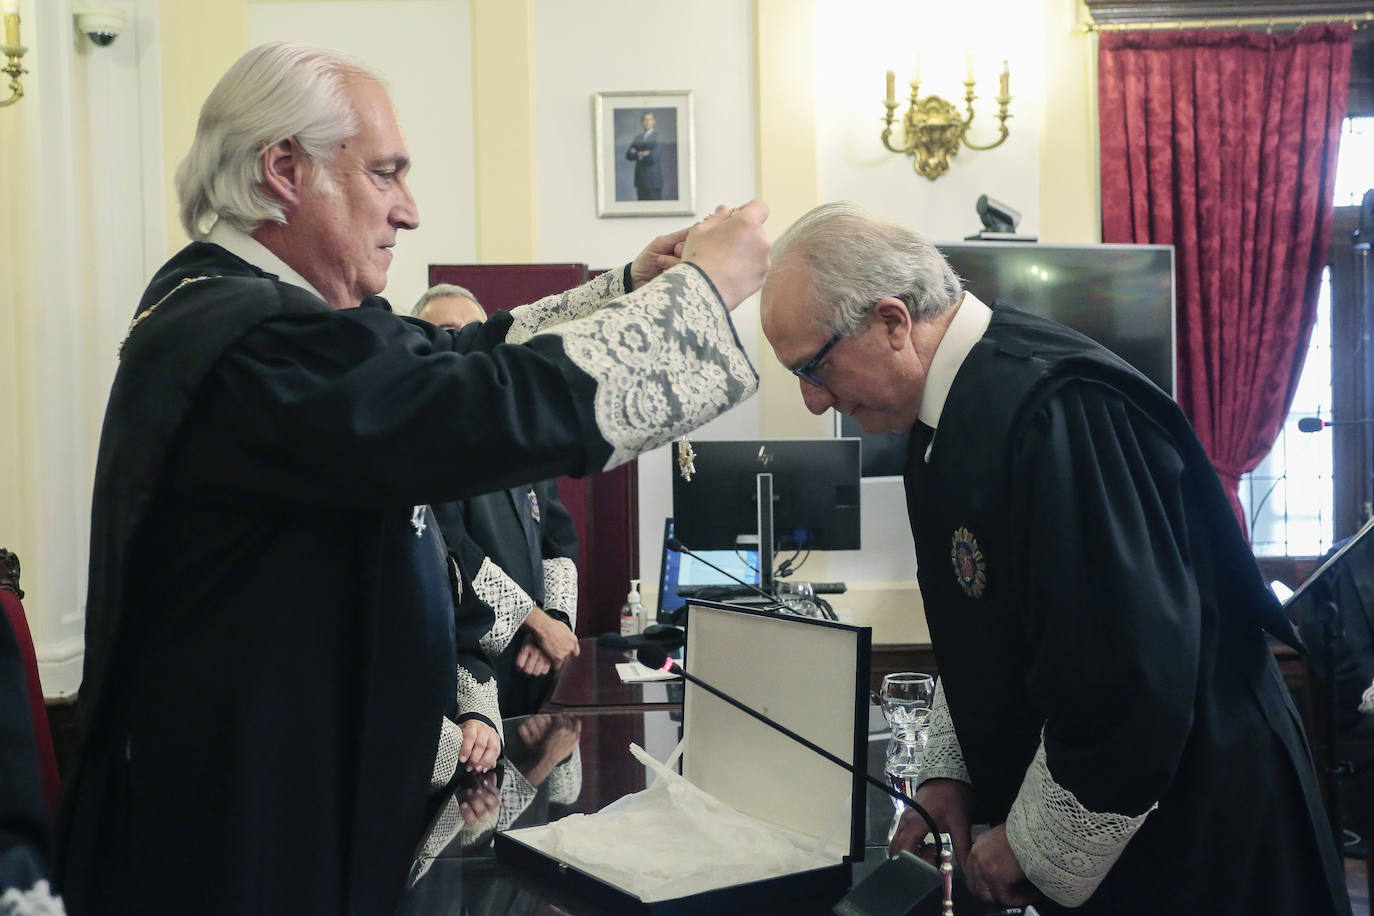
495, 599, 873, 914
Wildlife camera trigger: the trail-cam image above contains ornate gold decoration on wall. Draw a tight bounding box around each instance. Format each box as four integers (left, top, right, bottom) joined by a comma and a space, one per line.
880, 57, 1012, 181
1, 9, 28, 108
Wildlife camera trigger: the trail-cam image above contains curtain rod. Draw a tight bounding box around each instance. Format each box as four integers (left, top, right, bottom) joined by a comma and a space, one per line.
1082, 10, 1373, 32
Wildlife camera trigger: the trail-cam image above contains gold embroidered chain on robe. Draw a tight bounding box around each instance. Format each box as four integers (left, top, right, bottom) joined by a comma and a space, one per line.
118, 275, 212, 357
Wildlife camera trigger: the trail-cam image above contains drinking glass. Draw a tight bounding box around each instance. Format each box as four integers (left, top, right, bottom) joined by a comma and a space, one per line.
879, 672, 934, 840
879, 672, 934, 745
776, 580, 821, 618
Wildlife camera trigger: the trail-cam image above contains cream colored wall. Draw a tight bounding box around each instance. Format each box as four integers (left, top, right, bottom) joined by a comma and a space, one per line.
1040, 0, 1100, 244
471, 0, 536, 262
247, 1, 476, 312
2, 0, 1100, 695
530, 0, 763, 594
158, 0, 250, 256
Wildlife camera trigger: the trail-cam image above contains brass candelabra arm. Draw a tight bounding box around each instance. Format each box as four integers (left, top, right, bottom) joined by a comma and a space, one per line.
962, 92, 1012, 152
880, 100, 907, 154
0, 43, 26, 109
960, 79, 979, 128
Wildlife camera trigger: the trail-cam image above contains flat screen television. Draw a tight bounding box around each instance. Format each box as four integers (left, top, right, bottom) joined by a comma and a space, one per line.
839, 241, 1176, 478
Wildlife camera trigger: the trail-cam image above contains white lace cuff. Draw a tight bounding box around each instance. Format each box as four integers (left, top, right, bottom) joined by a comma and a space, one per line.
472, 557, 534, 655
1005, 739, 1156, 907
506, 268, 625, 343
916, 677, 971, 787
496, 765, 540, 833
543, 556, 578, 630
529, 263, 758, 471
456, 666, 504, 745
0, 880, 65, 916
431, 717, 462, 792
546, 746, 583, 806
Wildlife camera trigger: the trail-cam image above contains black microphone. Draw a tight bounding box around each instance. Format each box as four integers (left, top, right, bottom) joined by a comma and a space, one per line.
1297, 417, 1374, 432
635, 645, 947, 864
665, 536, 782, 606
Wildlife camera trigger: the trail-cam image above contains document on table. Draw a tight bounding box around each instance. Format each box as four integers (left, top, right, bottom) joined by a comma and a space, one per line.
616, 661, 680, 683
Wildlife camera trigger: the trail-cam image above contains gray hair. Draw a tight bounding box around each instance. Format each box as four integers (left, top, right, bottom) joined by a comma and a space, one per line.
411, 284, 482, 318
770, 202, 964, 337
175, 42, 383, 240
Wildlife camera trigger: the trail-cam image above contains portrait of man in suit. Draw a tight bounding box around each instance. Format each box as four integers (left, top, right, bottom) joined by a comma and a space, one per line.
613, 106, 678, 203
625, 111, 663, 200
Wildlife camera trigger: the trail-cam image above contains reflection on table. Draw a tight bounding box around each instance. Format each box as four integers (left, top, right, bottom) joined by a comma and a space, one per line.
547, 637, 683, 710
399, 705, 1015, 915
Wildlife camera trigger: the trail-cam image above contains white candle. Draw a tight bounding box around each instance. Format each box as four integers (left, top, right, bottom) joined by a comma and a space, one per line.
885, 70, 896, 105
913, 52, 921, 84
2, 2, 18, 49
1000, 60, 1010, 97
965, 53, 975, 82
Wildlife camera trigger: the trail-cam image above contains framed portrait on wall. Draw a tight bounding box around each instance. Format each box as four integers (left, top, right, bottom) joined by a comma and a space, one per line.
593, 90, 696, 218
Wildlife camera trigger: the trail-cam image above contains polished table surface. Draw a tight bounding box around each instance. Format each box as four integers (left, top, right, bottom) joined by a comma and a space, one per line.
397, 704, 1009, 915
546, 637, 683, 710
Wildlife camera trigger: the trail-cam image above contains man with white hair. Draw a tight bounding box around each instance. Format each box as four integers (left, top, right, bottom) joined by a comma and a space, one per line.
760, 202, 1349, 915
58, 42, 768, 915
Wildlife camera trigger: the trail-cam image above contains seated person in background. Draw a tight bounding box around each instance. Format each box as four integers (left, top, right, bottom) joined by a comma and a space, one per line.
415, 285, 582, 718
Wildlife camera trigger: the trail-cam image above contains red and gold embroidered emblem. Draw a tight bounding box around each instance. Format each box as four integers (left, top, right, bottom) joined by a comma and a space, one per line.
950, 526, 987, 598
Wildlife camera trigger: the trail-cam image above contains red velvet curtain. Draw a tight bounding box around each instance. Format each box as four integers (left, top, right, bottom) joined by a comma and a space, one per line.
1098, 25, 1352, 532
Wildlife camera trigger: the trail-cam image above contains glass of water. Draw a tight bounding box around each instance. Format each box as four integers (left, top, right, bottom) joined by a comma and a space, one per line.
879, 672, 934, 745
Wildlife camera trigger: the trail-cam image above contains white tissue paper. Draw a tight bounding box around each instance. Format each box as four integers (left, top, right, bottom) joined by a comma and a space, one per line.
505, 742, 839, 902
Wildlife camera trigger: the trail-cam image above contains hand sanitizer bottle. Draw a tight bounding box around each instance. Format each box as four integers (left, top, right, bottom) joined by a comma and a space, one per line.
620, 578, 644, 636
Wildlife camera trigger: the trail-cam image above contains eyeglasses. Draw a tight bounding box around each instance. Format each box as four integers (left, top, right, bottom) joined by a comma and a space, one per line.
790, 331, 846, 387
789, 302, 878, 387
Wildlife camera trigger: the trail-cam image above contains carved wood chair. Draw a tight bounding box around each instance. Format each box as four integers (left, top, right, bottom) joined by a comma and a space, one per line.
0, 548, 60, 813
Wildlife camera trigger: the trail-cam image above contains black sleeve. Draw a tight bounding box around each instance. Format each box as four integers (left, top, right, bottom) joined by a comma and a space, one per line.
172, 308, 606, 510
1009, 380, 1199, 817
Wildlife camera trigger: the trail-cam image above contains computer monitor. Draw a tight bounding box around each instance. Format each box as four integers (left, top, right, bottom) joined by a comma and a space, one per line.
656, 518, 761, 623
671, 438, 862, 592
840, 241, 1177, 478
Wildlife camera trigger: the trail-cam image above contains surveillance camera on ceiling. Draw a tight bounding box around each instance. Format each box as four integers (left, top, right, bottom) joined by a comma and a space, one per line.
74, 5, 127, 47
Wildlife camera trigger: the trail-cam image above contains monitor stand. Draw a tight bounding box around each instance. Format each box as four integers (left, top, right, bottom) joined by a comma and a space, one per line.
756, 472, 774, 596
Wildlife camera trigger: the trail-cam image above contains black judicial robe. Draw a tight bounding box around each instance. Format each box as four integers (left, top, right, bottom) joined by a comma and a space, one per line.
905, 305, 1349, 914
57, 243, 756, 915
431, 480, 579, 718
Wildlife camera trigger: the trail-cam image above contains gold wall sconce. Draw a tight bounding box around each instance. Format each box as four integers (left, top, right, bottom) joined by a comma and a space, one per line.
881, 55, 1012, 180
1, 3, 27, 108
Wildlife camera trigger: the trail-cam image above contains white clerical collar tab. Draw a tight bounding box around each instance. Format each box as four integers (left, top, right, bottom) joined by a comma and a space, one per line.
918, 291, 993, 431
205, 222, 329, 306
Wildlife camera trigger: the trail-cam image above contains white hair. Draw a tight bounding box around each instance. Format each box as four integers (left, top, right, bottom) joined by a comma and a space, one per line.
175, 42, 383, 241
412, 284, 482, 318
770, 202, 964, 336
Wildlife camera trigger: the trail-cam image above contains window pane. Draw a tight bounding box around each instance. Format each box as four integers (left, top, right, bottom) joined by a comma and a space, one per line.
1240, 272, 1333, 557
1333, 116, 1374, 207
